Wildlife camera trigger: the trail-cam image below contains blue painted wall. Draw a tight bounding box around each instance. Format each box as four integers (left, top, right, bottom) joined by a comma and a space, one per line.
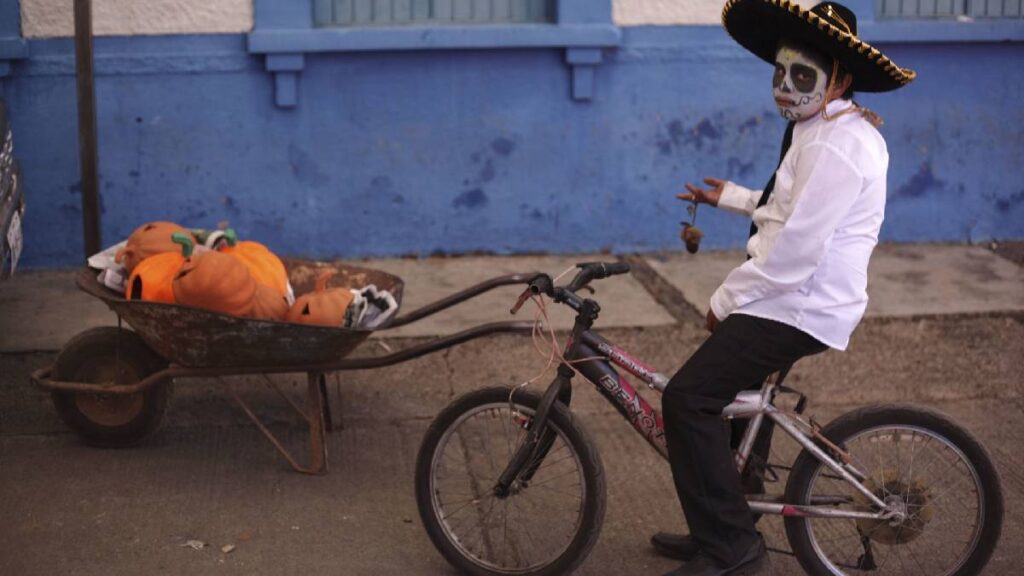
2, 27, 1022, 268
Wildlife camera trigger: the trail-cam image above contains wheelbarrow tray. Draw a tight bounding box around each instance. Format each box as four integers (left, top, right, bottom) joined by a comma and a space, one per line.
78, 258, 404, 369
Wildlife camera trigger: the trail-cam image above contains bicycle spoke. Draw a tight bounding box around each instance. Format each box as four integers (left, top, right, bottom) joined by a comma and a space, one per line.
426, 397, 592, 574
520, 488, 583, 514
525, 467, 582, 489
529, 449, 576, 474
797, 421, 994, 576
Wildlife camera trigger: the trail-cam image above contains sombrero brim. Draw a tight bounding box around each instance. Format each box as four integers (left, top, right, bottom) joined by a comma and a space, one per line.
722, 0, 915, 93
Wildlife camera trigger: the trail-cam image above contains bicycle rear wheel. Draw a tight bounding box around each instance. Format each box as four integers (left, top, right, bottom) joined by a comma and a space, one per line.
415, 386, 606, 576
784, 405, 1003, 576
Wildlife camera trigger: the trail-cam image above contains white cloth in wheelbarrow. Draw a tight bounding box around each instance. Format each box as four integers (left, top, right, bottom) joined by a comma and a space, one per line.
346, 284, 398, 330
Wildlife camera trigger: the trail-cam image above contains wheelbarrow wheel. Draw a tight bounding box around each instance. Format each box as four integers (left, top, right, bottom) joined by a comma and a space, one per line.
51, 326, 171, 448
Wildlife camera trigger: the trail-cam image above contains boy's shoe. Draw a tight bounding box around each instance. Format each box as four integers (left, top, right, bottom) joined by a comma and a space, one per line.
660, 537, 766, 576
650, 532, 700, 561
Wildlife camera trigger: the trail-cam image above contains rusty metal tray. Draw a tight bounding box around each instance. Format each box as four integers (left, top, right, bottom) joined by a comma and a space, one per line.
76, 258, 405, 369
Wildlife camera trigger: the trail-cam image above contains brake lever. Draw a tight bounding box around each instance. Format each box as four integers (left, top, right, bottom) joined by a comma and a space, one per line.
578, 283, 595, 295
510, 288, 532, 315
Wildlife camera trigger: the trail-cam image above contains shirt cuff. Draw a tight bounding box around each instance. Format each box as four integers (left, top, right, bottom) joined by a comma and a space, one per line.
709, 287, 733, 321
716, 181, 760, 216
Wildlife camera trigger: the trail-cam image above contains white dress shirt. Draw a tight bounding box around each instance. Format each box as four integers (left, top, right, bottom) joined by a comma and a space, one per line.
710, 99, 888, 350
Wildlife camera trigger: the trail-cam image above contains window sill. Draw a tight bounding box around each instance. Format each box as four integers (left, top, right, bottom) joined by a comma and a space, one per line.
248, 23, 621, 54
861, 19, 1024, 43
246, 23, 621, 108
0, 38, 28, 78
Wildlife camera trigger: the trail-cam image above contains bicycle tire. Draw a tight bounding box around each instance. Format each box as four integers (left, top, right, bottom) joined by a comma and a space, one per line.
784, 404, 1003, 576
415, 386, 606, 576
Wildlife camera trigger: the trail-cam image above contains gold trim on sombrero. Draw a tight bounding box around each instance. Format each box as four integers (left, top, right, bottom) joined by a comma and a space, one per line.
823, 4, 852, 34
721, 0, 916, 88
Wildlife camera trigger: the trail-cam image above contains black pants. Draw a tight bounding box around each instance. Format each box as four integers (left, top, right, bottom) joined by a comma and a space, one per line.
662, 314, 827, 566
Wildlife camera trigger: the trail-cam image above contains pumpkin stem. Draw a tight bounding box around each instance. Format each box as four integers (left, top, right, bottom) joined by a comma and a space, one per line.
315, 270, 335, 292
223, 228, 238, 247
171, 232, 195, 257
190, 228, 211, 245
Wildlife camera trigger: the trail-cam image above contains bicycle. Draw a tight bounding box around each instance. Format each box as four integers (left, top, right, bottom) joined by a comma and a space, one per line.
414, 262, 1004, 576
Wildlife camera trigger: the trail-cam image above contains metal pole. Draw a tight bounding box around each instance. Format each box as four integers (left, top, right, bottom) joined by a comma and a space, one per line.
74, 0, 101, 258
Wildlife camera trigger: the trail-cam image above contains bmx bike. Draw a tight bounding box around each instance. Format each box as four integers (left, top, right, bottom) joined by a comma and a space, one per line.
414, 261, 1004, 576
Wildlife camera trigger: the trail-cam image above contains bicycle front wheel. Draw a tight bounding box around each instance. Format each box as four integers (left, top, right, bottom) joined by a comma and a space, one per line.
415, 386, 606, 576
784, 405, 1003, 576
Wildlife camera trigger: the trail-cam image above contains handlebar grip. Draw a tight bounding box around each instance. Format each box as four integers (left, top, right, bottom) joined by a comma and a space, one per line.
601, 262, 631, 276
574, 261, 631, 279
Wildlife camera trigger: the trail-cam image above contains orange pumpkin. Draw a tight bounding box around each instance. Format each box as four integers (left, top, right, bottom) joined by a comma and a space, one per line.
116, 221, 194, 273
217, 229, 289, 297
285, 271, 354, 327
249, 283, 289, 321
125, 233, 194, 303
172, 249, 257, 317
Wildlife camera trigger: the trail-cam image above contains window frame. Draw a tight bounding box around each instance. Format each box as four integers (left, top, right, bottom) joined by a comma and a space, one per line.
247, 0, 620, 107
852, 0, 1024, 41
0, 1, 29, 80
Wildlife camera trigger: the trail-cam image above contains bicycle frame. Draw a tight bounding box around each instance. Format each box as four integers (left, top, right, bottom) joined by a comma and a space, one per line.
509, 320, 897, 523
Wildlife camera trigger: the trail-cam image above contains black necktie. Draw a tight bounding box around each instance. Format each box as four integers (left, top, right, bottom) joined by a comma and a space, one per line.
748, 121, 796, 241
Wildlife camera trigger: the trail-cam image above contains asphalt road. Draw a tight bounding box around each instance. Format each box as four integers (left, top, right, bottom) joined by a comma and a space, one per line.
1, 315, 1022, 575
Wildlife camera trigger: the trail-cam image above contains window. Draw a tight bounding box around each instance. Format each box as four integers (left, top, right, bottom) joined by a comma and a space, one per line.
876, 0, 1023, 19
314, 0, 555, 27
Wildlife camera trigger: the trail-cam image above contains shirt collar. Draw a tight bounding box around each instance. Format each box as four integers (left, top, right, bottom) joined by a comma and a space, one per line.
795, 98, 855, 133
824, 98, 855, 116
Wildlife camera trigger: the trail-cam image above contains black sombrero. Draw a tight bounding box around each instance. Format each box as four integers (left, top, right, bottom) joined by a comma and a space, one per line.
722, 0, 915, 93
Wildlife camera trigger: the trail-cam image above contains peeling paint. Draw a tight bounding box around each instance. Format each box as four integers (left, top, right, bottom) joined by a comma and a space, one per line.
453, 188, 488, 209
738, 115, 760, 132
491, 137, 516, 157
726, 157, 755, 179
895, 163, 945, 199
480, 158, 496, 183
370, 176, 393, 193
667, 120, 685, 144
691, 118, 720, 148
994, 190, 1024, 213
288, 144, 330, 189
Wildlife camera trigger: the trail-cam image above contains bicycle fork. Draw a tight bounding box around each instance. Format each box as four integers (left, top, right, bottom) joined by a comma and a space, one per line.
493, 364, 574, 498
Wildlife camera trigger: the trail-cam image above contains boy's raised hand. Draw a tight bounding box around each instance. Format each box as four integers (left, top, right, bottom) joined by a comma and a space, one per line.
677, 177, 726, 207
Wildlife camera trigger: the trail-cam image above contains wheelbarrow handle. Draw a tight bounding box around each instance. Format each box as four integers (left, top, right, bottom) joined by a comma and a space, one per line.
30, 364, 171, 395
385, 272, 538, 329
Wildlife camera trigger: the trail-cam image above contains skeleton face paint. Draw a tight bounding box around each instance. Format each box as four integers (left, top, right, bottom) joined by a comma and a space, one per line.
772, 42, 830, 122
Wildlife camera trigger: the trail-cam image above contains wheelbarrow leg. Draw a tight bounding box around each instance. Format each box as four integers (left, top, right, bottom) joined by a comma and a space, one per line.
306, 372, 329, 474
224, 376, 329, 475
318, 372, 333, 433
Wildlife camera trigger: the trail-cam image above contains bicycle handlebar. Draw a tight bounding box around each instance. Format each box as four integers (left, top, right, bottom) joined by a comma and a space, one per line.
510, 261, 631, 315
565, 261, 631, 293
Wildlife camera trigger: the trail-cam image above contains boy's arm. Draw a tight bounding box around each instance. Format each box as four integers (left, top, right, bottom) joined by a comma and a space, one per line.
716, 181, 762, 216
709, 142, 865, 320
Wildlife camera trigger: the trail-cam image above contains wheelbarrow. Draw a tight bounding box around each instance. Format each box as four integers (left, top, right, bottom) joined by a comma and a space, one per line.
30, 258, 536, 474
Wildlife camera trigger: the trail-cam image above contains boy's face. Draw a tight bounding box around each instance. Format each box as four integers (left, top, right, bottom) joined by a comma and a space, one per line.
772, 41, 831, 122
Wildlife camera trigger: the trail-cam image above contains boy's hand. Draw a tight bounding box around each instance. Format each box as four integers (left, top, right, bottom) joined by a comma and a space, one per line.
705, 308, 719, 332
677, 177, 726, 207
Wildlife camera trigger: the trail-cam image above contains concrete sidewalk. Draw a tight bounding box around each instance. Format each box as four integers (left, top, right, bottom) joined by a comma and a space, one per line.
0, 243, 1021, 352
